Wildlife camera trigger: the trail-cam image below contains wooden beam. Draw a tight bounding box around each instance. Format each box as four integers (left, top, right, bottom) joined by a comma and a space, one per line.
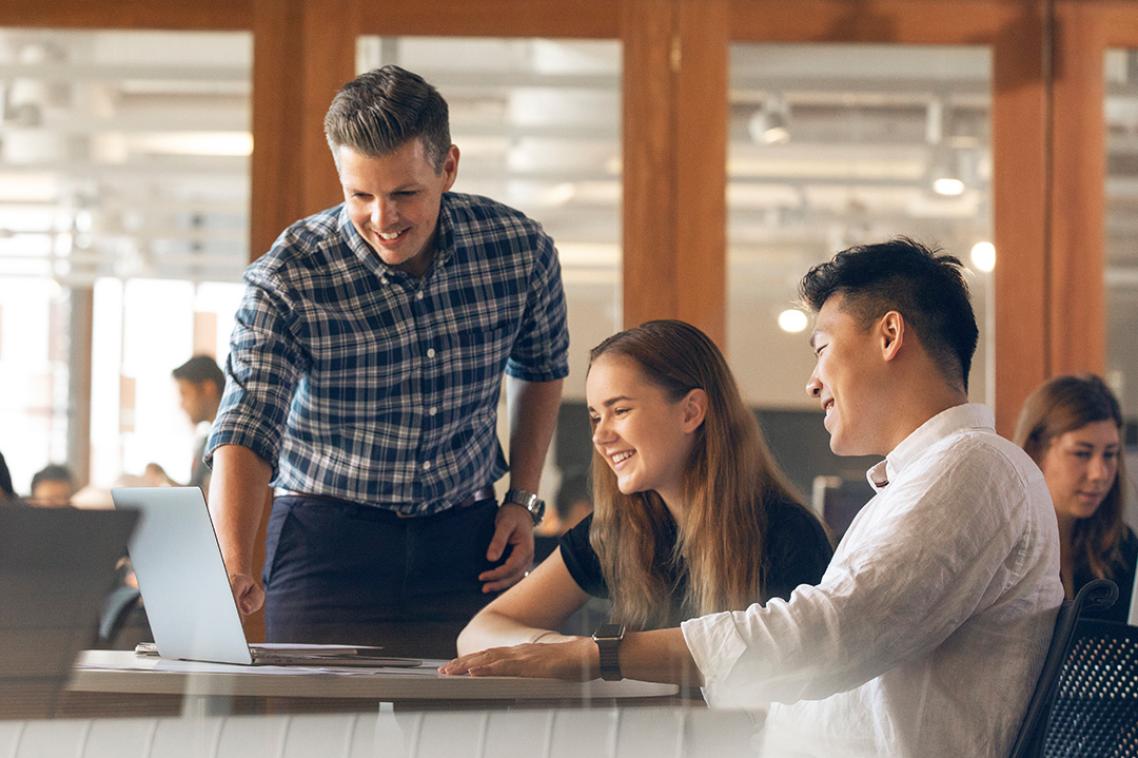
729, 0, 1029, 44
1094, 0, 1138, 46
674, 0, 728, 346
621, 0, 728, 347
992, 6, 1049, 436
0, 0, 251, 30
250, 0, 354, 261
352, 0, 618, 38
250, 0, 304, 259
300, 0, 355, 216
1049, 2, 1106, 377
622, 0, 679, 327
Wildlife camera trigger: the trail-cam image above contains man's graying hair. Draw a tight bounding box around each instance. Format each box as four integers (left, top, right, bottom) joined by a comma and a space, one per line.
324, 65, 451, 172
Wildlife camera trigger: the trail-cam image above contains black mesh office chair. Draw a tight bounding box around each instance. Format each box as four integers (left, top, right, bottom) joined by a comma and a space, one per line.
1009, 579, 1127, 758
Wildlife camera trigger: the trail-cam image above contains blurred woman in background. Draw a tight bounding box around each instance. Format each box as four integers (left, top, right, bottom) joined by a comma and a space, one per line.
1015, 374, 1136, 622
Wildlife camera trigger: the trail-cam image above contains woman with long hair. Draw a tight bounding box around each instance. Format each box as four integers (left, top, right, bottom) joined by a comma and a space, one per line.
1014, 374, 1136, 622
453, 320, 832, 656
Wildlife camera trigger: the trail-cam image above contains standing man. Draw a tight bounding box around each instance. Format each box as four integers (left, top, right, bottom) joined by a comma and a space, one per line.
172, 355, 225, 493
444, 239, 1062, 758
206, 66, 567, 657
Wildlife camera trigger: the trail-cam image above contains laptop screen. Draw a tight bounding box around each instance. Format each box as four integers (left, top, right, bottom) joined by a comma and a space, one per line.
111, 487, 254, 664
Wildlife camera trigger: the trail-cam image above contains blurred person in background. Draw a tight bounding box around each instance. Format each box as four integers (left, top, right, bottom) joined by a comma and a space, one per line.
28, 464, 76, 507
171, 355, 225, 494
1015, 374, 1136, 623
0, 450, 16, 505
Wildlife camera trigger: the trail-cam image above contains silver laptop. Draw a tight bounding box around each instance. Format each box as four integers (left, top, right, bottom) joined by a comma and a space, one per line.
111, 487, 418, 666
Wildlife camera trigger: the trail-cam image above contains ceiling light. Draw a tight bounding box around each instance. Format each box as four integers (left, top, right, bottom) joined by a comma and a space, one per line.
748, 97, 791, 145
970, 241, 996, 272
932, 177, 965, 196
777, 308, 808, 334
929, 149, 965, 196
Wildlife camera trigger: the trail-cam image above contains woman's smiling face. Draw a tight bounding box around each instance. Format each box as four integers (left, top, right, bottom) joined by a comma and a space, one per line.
586, 354, 700, 508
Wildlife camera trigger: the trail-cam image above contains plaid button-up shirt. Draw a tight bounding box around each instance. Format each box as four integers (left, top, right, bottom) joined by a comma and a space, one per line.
206, 192, 569, 516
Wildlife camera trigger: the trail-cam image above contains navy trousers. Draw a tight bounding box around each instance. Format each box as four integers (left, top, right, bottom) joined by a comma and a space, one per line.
262, 494, 504, 659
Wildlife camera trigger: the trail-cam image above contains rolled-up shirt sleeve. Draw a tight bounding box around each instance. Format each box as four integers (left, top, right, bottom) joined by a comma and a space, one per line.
505, 230, 569, 383
682, 442, 1027, 707
205, 271, 307, 478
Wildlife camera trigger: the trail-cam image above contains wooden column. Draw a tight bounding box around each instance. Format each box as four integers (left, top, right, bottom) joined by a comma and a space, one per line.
250, 0, 354, 261
991, 4, 1050, 436
1049, 3, 1106, 377
622, 0, 729, 347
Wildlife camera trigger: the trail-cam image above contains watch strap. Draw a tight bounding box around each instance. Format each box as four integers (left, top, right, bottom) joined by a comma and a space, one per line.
593, 624, 626, 681
503, 488, 545, 525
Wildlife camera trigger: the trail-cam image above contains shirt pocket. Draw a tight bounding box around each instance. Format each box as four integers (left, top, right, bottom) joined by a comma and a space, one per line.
441, 320, 514, 410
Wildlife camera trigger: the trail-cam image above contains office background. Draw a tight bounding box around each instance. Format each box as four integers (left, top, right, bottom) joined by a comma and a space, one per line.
1, 0, 1136, 523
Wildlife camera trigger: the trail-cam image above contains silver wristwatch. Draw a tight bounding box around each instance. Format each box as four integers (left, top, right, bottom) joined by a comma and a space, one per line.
502, 488, 545, 525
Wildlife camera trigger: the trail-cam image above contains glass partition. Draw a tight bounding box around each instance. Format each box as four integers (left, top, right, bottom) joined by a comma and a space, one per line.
1104, 48, 1138, 525
0, 28, 251, 496
727, 44, 993, 512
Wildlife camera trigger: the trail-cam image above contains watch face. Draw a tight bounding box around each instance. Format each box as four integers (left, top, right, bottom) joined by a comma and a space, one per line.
593, 623, 625, 640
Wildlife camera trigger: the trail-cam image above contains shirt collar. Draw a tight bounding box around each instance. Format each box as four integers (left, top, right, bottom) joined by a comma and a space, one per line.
865, 403, 995, 492
336, 194, 457, 282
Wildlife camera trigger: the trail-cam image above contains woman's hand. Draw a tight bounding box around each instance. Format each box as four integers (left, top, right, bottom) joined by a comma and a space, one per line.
440, 637, 599, 681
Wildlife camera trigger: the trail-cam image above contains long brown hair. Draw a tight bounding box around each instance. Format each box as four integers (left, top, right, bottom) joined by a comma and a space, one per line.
1013, 374, 1127, 583
587, 320, 802, 628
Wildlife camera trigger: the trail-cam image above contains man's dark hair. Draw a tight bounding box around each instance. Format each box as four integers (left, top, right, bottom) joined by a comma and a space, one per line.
31, 463, 74, 493
172, 355, 225, 394
799, 237, 979, 392
324, 64, 451, 172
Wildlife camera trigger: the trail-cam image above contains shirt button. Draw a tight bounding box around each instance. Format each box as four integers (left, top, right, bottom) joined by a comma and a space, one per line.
422, 461, 432, 471
380, 275, 388, 285
426, 348, 436, 358
416, 291, 425, 300
428, 406, 438, 417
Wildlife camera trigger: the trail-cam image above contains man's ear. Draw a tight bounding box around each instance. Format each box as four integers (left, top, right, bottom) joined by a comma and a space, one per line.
441, 144, 460, 191
878, 310, 905, 362
681, 389, 709, 433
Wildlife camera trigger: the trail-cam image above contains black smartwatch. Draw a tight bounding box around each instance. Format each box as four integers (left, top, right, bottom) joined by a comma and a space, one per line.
592, 622, 626, 681
502, 488, 545, 525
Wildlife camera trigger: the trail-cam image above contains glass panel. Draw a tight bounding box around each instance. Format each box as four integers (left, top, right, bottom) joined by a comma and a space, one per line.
1104, 48, 1138, 525
0, 28, 251, 497
356, 37, 622, 535
728, 44, 993, 524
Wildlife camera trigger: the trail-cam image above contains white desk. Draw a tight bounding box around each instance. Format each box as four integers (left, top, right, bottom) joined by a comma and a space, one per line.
68, 651, 680, 705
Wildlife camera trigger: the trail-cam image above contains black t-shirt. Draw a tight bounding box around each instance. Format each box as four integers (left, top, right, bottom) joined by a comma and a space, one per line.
558, 496, 833, 626
1074, 525, 1138, 624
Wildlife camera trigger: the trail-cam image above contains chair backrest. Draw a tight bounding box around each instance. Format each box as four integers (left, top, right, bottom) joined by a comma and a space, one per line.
1008, 579, 1120, 758
1040, 616, 1138, 756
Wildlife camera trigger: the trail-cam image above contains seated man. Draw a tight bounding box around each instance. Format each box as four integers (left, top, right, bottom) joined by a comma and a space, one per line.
28, 464, 76, 508
443, 238, 1064, 758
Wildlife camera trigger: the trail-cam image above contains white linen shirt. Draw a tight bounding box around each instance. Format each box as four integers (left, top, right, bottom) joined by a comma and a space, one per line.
681, 403, 1063, 758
